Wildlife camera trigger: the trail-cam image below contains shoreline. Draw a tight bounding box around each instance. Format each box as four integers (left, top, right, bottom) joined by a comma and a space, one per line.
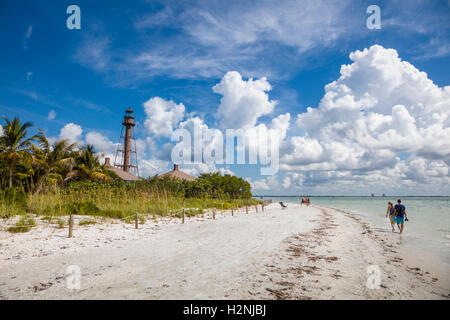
255, 205, 450, 299
322, 204, 450, 276
268, 196, 450, 270
0, 204, 448, 299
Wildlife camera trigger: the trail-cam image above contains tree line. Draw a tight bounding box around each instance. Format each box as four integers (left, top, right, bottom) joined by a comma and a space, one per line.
0, 116, 253, 199
0, 117, 113, 194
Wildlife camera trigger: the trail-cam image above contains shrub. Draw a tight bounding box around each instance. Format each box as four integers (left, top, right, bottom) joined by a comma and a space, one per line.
40, 206, 54, 216
56, 219, 65, 229
7, 215, 36, 233
2, 187, 27, 208
0, 209, 26, 219
67, 201, 100, 216
100, 209, 129, 219
185, 208, 202, 217
79, 219, 96, 226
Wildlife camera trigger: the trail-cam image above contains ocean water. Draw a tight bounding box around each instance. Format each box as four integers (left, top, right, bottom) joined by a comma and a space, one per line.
258, 196, 450, 266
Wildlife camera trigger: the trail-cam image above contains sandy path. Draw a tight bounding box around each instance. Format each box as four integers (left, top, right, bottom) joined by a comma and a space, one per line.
0, 204, 448, 300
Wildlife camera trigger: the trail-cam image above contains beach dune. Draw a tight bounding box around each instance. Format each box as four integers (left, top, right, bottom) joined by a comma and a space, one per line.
0, 204, 448, 299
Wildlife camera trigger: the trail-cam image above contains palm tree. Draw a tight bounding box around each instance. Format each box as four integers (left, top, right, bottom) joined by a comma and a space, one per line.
65, 144, 111, 182
33, 129, 78, 194
0, 141, 8, 188
0, 117, 38, 187
12, 158, 35, 191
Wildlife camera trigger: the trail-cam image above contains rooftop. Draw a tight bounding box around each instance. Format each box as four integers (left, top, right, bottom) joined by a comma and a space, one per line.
159, 164, 196, 181
104, 158, 140, 182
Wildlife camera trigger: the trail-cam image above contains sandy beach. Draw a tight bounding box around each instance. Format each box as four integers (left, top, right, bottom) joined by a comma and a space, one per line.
0, 204, 448, 300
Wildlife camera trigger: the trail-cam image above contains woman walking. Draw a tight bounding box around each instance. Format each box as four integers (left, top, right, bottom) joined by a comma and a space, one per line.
386, 202, 396, 232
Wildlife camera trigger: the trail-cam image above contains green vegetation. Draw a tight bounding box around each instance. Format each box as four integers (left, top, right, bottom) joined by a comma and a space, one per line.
7, 215, 36, 233
0, 116, 260, 227
56, 218, 65, 229
20, 182, 258, 219
79, 218, 97, 226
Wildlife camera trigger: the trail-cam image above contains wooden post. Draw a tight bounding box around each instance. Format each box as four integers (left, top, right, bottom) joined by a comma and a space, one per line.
135, 213, 139, 229
246, 206, 248, 214
182, 208, 185, 224
231, 207, 234, 217
262, 204, 265, 212
213, 208, 216, 220
68, 214, 73, 238
255, 205, 258, 213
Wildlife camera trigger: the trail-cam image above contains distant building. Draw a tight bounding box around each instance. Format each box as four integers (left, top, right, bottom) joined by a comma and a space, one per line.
371, 193, 375, 197
113, 107, 139, 177
104, 157, 140, 182
159, 164, 196, 181
103, 107, 140, 183
382, 193, 386, 197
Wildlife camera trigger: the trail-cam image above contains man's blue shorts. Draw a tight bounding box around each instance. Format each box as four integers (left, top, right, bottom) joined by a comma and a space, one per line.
397, 217, 404, 224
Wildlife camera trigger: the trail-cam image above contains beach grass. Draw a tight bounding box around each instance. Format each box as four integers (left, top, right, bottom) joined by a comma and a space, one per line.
7, 215, 37, 233
79, 219, 97, 226
1, 184, 260, 223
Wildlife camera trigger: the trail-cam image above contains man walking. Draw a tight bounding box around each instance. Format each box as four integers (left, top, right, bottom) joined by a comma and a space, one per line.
394, 199, 408, 234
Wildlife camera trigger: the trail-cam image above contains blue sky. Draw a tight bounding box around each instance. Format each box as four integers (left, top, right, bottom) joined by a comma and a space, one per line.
1, 0, 449, 195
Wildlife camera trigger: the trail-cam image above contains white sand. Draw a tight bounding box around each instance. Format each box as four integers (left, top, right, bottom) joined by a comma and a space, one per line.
0, 204, 448, 300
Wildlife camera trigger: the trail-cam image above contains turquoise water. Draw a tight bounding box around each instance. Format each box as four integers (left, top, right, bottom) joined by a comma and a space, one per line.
258, 196, 450, 266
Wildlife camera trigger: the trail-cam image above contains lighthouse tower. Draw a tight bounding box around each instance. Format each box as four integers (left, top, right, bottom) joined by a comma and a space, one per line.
114, 107, 139, 177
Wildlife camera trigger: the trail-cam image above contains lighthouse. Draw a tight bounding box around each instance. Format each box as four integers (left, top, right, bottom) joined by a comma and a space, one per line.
113, 107, 139, 177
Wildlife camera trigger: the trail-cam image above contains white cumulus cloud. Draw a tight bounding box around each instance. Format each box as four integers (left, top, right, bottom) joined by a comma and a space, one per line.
85, 131, 117, 155
247, 175, 279, 192
213, 71, 278, 129
279, 44, 450, 193
143, 97, 185, 138
58, 123, 83, 144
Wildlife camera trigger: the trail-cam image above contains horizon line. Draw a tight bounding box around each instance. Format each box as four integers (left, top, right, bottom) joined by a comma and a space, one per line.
253, 195, 450, 198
